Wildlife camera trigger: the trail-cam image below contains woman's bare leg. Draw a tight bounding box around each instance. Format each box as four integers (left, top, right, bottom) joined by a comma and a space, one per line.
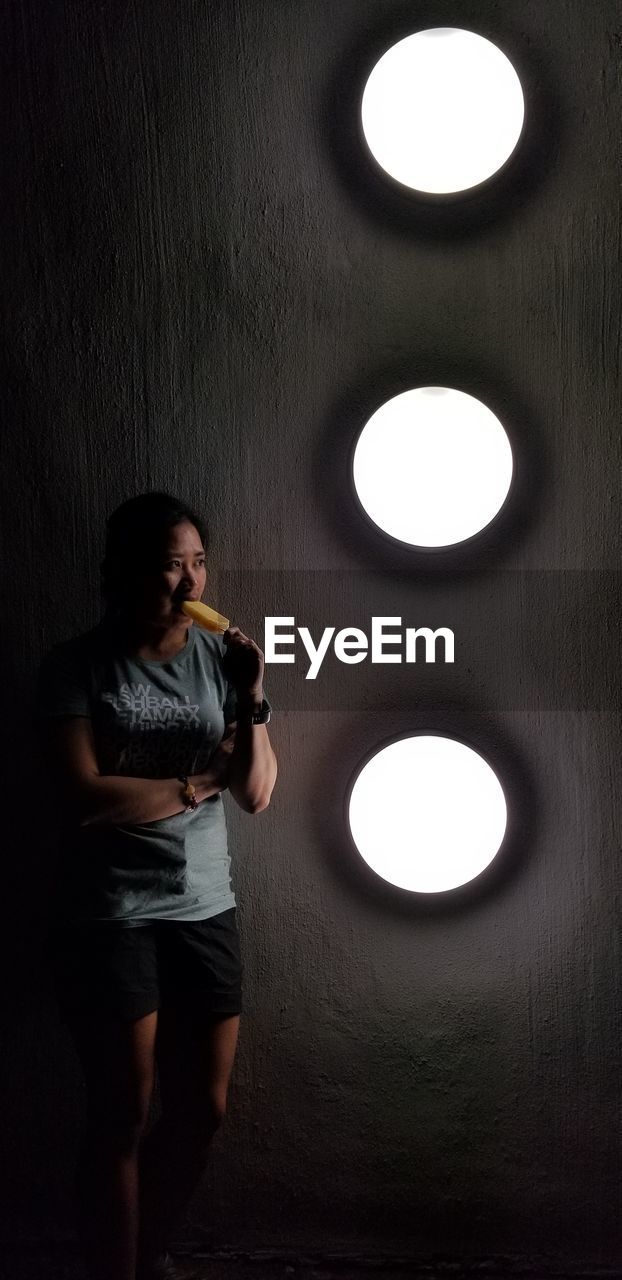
68, 1008, 158, 1280
137, 1008, 240, 1266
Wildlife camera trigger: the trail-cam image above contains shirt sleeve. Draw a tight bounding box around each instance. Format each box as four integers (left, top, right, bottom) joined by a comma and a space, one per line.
36, 642, 91, 719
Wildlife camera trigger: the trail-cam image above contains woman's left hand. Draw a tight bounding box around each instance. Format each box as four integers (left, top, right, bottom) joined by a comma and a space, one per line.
222, 627, 265, 702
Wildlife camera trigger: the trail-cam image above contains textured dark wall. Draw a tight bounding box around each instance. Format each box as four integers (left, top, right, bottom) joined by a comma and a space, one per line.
2, 0, 621, 1269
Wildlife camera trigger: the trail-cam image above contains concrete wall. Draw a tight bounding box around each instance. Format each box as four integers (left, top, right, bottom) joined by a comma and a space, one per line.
2, 0, 621, 1269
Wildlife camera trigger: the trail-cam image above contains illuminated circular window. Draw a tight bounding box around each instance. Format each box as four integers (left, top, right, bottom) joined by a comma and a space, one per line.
352, 386, 513, 548
361, 28, 525, 194
348, 735, 507, 893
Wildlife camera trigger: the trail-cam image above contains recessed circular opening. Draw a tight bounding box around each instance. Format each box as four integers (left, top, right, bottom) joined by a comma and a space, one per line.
352, 386, 514, 548
348, 735, 508, 893
361, 28, 525, 194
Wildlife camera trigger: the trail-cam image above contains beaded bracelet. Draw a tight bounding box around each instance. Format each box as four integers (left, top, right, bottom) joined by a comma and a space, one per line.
178, 775, 198, 811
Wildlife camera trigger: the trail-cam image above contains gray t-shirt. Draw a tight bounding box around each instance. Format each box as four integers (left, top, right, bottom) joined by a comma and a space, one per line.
37, 620, 245, 927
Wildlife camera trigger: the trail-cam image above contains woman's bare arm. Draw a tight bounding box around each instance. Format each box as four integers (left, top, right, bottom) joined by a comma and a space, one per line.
218, 629, 277, 814
44, 717, 231, 827
224, 705, 278, 814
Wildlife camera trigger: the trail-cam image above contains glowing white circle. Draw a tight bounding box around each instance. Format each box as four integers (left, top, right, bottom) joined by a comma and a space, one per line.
348, 736, 508, 893
352, 386, 513, 548
361, 28, 525, 193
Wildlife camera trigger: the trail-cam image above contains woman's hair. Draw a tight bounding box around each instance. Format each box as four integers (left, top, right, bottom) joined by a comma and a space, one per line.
101, 492, 208, 607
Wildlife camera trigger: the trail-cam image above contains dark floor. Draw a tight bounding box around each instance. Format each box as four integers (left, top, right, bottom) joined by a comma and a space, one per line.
5, 1255, 503, 1280
2, 1247, 619, 1280
0, 1253, 488, 1280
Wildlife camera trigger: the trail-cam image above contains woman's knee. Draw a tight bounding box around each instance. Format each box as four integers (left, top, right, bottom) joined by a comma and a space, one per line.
206, 1089, 228, 1131
160, 1088, 227, 1141
72, 1009, 158, 1147
86, 1091, 154, 1151
157, 1012, 237, 1134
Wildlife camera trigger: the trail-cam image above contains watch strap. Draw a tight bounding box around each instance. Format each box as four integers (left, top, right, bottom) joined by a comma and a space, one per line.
251, 698, 271, 725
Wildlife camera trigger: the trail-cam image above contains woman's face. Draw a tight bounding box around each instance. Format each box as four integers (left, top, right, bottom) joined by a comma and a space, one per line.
133, 520, 207, 626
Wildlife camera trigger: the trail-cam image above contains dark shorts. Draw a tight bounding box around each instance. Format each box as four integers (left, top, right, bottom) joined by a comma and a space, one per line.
46, 908, 243, 1024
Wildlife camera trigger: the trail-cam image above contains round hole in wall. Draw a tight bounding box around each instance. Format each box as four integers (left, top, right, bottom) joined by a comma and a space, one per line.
360, 28, 525, 194
351, 386, 514, 548
348, 735, 508, 893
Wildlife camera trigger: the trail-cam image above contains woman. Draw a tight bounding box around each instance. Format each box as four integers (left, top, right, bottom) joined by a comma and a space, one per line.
37, 492, 277, 1280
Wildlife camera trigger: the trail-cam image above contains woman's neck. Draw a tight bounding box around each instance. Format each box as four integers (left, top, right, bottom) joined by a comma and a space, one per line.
113, 615, 191, 661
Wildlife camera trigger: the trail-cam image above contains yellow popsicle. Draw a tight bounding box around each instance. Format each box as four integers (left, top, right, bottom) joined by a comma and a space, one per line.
181, 600, 230, 633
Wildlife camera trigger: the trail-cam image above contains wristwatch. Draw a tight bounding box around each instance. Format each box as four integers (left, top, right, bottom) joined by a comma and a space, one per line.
250, 698, 272, 725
